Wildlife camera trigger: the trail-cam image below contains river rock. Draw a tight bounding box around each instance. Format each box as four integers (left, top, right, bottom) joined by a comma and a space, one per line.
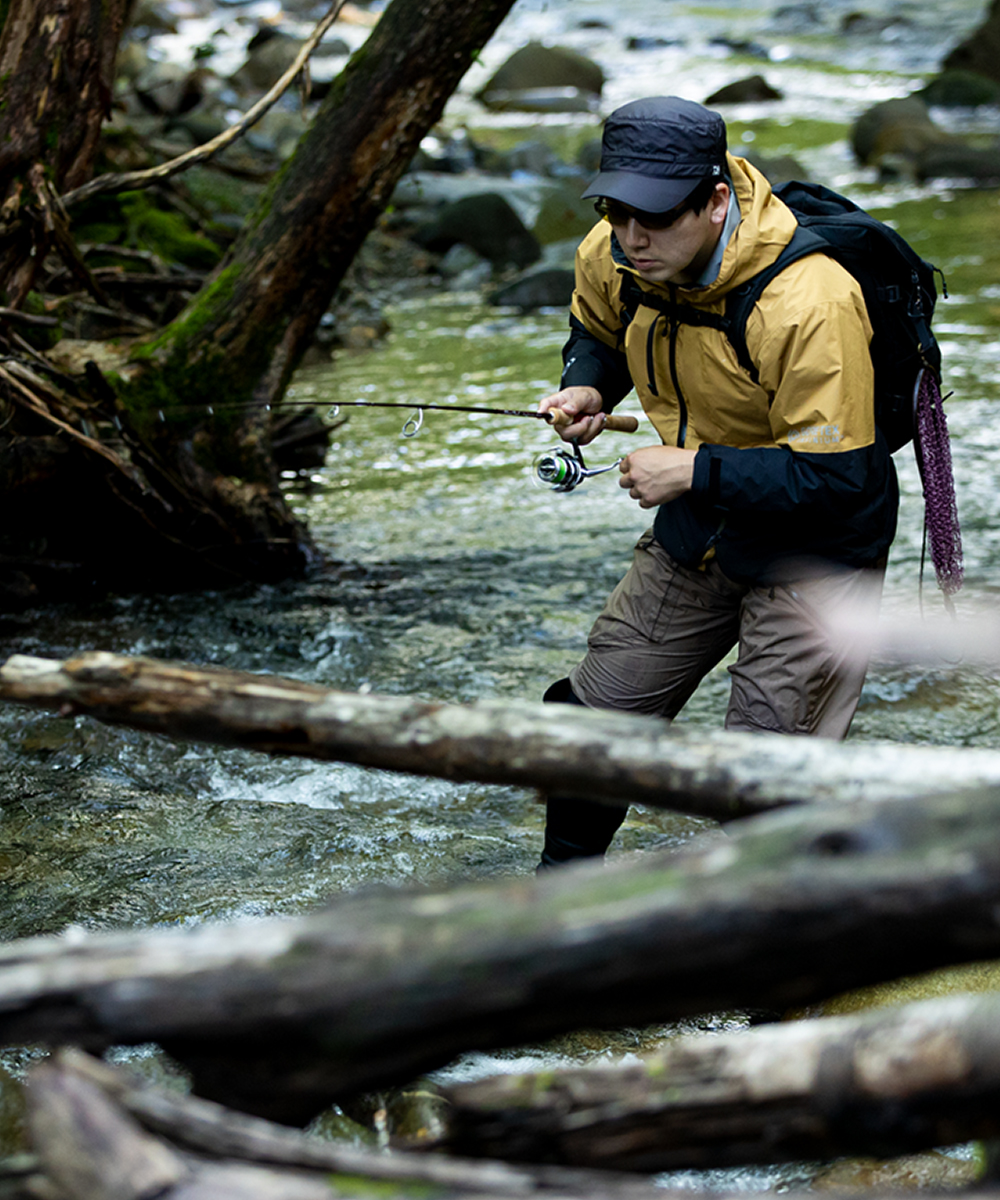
626, 36, 682, 51
133, 62, 211, 116
705, 74, 783, 104
944, 0, 1000, 85
915, 142, 1000, 184
917, 69, 1000, 108
742, 152, 808, 183
476, 42, 604, 113
409, 193, 541, 270
851, 96, 953, 172
392, 171, 557, 232
841, 10, 913, 36
489, 267, 575, 310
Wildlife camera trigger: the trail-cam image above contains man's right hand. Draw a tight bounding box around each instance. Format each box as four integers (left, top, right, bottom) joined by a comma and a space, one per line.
538, 386, 607, 445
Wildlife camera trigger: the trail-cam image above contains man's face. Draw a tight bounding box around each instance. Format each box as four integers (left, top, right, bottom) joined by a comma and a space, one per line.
603, 183, 730, 285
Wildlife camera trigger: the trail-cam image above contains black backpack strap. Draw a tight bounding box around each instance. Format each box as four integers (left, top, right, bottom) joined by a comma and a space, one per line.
723, 225, 829, 383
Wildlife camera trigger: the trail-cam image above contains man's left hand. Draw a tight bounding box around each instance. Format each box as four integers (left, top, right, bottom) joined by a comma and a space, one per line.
619, 446, 697, 508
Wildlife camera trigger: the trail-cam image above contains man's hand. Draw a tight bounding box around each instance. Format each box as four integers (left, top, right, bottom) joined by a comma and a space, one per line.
538, 386, 607, 445
619, 445, 697, 508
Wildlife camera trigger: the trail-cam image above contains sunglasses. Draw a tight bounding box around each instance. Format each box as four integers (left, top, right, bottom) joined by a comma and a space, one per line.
594, 196, 694, 231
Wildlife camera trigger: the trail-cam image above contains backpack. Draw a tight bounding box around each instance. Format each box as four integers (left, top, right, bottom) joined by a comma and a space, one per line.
619, 179, 945, 454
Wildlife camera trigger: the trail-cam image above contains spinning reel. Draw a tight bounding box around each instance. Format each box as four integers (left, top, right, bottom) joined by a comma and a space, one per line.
533, 441, 623, 493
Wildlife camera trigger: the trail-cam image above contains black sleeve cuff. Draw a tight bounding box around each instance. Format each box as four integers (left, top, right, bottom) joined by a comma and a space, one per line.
560, 315, 633, 411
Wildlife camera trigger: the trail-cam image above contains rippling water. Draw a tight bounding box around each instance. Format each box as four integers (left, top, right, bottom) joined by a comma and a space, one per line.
0, 0, 998, 1174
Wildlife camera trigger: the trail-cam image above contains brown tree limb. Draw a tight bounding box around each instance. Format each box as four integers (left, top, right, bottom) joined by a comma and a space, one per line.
60, 0, 351, 210
436, 990, 1000, 1172
3, 651, 1000, 819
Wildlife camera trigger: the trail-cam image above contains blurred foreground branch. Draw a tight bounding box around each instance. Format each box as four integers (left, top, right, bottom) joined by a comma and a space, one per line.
0, 785, 999, 1121
5, 651, 1000, 820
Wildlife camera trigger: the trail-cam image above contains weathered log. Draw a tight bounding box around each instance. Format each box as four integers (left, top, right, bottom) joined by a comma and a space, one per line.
1, 784, 1000, 1122
5, 651, 1000, 821
436, 990, 1000, 1171
20, 1049, 690, 1199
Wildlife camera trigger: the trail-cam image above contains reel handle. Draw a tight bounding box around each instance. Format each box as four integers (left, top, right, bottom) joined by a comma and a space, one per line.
546, 407, 639, 433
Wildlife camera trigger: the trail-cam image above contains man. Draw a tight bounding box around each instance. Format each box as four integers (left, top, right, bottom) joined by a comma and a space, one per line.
536, 96, 897, 869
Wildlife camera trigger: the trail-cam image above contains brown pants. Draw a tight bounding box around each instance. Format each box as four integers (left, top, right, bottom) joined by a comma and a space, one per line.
569, 531, 885, 738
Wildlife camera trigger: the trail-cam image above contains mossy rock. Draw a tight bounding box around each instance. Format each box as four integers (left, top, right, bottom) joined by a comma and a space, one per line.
532, 184, 596, 245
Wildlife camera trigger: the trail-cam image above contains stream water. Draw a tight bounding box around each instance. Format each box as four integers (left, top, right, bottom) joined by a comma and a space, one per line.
2, 0, 1000, 1183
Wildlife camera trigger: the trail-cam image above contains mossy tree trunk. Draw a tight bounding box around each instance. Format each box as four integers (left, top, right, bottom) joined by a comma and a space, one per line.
0, 0, 517, 601
0, 0, 131, 304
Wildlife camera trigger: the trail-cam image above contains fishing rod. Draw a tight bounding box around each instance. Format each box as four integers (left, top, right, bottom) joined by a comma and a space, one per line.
139, 397, 640, 492
320, 402, 639, 492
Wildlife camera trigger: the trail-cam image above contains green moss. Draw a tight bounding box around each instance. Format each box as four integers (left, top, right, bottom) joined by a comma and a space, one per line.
326, 1174, 441, 1198
119, 191, 221, 270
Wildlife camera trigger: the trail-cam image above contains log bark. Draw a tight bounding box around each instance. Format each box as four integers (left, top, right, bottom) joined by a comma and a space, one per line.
436, 990, 1000, 1172
5, 651, 1000, 820
0, 0, 131, 304
0, 783, 1000, 1122
19, 1049, 687, 1200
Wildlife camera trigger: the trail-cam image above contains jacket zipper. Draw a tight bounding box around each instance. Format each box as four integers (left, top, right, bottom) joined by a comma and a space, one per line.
667, 285, 688, 446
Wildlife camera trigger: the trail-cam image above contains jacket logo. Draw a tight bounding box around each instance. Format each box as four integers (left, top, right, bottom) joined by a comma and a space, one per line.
788, 423, 841, 446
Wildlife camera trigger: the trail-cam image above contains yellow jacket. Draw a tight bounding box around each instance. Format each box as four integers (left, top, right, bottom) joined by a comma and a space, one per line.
563, 155, 897, 580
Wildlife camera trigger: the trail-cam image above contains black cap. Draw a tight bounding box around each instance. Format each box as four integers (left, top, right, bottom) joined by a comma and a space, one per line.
582, 96, 727, 212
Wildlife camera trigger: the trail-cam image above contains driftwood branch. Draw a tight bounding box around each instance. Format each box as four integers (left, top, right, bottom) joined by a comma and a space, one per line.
436, 990, 1000, 1172
5, 652, 1000, 821
0, 785, 1000, 1121
60, 0, 350, 209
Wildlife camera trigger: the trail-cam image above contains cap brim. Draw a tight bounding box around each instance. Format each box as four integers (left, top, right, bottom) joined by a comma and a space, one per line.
581, 170, 701, 212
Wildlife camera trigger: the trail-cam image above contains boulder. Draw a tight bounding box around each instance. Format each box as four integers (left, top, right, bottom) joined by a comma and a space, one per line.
490, 267, 575, 310
476, 42, 603, 113
917, 70, 1000, 108
409, 193, 541, 270
851, 96, 953, 172
944, 0, 1000, 85
705, 74, 783, 104
742, 152, 808, 183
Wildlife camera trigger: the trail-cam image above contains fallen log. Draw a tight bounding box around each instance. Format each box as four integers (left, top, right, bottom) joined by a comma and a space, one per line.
1, 786, 1000, 1122
18, 1049, 695, 1200
435, 990, 1000, 1172
5, 651, 1000, 821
